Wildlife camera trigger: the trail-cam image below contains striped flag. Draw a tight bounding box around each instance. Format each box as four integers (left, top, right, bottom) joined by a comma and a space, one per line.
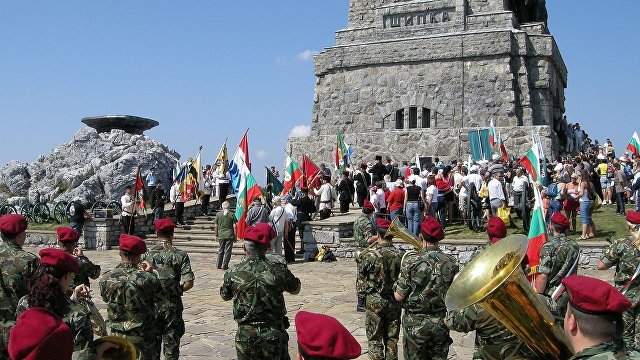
519, 146, 540, 181
334, 131, 349, 171
282, 155, 303, 196
627, 131, 640, 156
526, 184, 548, 284
489, 119, 496, 146
229, 132, 263, 239
532, 132, 548, 186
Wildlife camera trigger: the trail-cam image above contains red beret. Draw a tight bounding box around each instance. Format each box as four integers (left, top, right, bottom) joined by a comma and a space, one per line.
562, 275, 631, 314
362, 199, 374, 213
243, 223, 275, 248
0, 214, 27, 235
56, 227, 79, 243
155, 218, 176, 232
376, 218, 391, 230
119, 234, 147, 254
420, 217, 444, 241
487, 217, 507, 244
295, 311, 361, 359
9, 308, 74, 360
39, 248, 79, 273
626, 211, 640, 225
550, 212, 570, 229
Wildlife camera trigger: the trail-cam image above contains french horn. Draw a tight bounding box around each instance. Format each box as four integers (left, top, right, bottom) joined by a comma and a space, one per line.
445, 234, 573, 359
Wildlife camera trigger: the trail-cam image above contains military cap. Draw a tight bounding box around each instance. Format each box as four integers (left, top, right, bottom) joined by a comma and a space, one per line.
376, 218, 391, 231
56, 226, 79, 243
0, 214, 28, 235
550, 212, 570, 229
362, 199, 374, 213
39, 248, 79, 273
119, 234, 147, 254
420, 216, 444, 241
626, 211, 640, 225
243, 223, 275, 248
295, 311, 361, 359
155, 218, 176, 232
486, 217, 507, 244
375, 155, 382, 161
562, 275, 631, 314
8, 308, 74, 360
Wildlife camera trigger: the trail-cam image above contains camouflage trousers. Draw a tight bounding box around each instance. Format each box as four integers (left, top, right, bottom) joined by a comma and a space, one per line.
402, 313, 452, 360
155, 305, 186, 360
235, 324, 290, 360
366, 297, 401, 360
0, 325, 9, 360
623, 288, 640, 351
111, 328, 158, 360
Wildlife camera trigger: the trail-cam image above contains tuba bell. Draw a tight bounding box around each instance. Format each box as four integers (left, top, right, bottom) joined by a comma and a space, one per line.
445, 234, 573, 359
93, 336, 137, 360
385, 217, 422, 265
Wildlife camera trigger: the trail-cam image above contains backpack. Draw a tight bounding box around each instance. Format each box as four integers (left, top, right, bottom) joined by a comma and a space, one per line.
624, 165, 634, 180
546, 182, 559, 198
607, 165, 615, 179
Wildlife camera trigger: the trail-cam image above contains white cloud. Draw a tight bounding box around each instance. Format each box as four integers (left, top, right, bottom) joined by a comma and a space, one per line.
288, 125, 311, 138
296, 49, 319, 62
255, 149, 268, 160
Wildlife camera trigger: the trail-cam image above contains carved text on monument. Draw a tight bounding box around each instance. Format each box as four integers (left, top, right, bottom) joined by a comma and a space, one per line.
383, 9, 453, 29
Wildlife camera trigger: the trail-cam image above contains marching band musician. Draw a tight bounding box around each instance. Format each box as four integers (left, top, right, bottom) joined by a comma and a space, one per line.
56, 227, 101, 296
357, 218, 404, 360
354, 199, 376, 312
393, 217, 459, 360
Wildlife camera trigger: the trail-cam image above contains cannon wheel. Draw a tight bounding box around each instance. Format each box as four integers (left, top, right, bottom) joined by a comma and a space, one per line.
0, 204, 17, 215
19, 204, 33, 222
33, 203, 51, 224
91, 200, 108, 213
107, 201, 122, 216
53, 201, 69, 223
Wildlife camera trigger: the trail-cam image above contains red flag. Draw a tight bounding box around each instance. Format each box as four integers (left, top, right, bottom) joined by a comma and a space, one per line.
134, 167, 147, 214
301, 155, 320, 188
498, 132, 508, 162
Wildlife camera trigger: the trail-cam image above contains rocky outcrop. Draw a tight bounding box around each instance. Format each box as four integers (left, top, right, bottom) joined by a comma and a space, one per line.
0, 127, 180, 204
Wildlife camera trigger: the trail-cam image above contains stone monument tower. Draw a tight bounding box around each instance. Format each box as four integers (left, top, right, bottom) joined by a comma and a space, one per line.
288, 0, 566, 164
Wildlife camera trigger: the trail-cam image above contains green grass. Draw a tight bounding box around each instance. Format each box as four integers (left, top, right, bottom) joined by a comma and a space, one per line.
28, 220, 69, 231
444, 204, 630, 241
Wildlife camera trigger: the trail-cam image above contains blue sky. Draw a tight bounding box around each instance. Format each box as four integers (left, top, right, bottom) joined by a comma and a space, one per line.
1, 1, 638, 181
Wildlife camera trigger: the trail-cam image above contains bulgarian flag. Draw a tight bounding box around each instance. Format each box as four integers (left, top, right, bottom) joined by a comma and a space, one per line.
134, 166, 147, 215
519, 146, 540, 182
282, 154, 303, 196
489, 119, 496, 146
627, 131, 640, 156
526, 184, 547, 284
334, 131, 349, 171
229, 131, 263, 239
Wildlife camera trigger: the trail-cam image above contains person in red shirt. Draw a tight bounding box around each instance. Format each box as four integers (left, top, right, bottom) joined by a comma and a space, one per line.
387, 179, 406, 223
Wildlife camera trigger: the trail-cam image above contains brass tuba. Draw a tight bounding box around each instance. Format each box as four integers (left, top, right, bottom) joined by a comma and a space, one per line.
78, 295, 108, 336
93, 336, 137, 360
385, 217, 422, 265
445, 234, 573, 359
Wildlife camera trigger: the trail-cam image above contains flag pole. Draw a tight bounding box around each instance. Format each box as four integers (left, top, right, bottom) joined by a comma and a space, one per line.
129, 165, 140, 235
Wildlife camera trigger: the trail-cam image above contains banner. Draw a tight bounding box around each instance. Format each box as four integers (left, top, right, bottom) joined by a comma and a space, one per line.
468, 129, 492, 161
266, 167, 284, 196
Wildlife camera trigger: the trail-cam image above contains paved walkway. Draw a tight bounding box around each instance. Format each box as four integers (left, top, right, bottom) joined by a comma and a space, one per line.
61, 248, 613, 359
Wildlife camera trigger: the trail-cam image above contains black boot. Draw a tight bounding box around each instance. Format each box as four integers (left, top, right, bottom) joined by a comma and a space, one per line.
356, 296, 366, 312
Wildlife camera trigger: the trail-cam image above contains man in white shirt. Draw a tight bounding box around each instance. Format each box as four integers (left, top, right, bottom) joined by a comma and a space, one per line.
120, 186, 136, 234
269, 196, 289, 256
282, 195, 297, 262
408, 168, 426, 191
488, 172, 507, 216
466, 165, 483, 193
317, 177, 336, 220
214, 165, 231, 207
511, 167, 529, 218
170, 180, 185, 225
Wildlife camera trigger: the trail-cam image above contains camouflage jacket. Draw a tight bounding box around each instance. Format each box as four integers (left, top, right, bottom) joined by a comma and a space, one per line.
568, 342, 640, 359
393, 247, 459, 316
68, 255, 101, 294
0, 242, 39, 328
353, 215, 374, 248
16, 296, 94, 360
142, 243, 195, 303
538, 235, 580, 296
446, 304, 531, 360
601, 236, 640, 288
99, 263, 164, 333
357, 242, 404, 300
220, 255, 300, 326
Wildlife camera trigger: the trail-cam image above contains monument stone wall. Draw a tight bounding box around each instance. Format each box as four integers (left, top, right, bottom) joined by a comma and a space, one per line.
289, 0, 566, 165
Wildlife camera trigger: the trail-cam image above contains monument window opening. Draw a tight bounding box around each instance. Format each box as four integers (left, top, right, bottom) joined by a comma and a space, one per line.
421, 108, 431, 128
395, 109, 404, 129
409, 107, 418, 128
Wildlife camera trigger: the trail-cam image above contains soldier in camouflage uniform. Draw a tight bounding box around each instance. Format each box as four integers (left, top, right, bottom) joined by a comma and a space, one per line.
562, 275, 640, 359
446, 217, 534, 360
220, 223, 301, 360
393, 216, 459, 360
142, 218, 195, 360
535, 212, 579, 316
15, 248, 94, 360
100, 234, 164, 360
597, 211, 640, 351
358, 218, 404, 360
355, 200, 376, 312
56, 227, 101, 295
0, 214, 39, 360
